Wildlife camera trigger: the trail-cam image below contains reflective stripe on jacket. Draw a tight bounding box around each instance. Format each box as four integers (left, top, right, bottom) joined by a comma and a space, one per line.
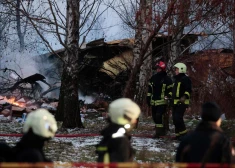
147, 71, 173, 106
169, 73, 192, 105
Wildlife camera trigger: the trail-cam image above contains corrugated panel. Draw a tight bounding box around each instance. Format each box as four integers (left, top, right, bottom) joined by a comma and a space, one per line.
99, 50, 133, 78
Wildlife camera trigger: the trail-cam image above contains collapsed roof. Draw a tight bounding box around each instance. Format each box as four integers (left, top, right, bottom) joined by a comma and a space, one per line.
38, 35, 197, 98
37, 38, 135, 98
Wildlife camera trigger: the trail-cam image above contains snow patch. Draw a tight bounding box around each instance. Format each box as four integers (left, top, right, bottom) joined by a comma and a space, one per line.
132, 137, 165, 152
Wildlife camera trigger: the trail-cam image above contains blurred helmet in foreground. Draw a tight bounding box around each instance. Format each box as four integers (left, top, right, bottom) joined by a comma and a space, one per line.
23, 108, 57, 138
108, 98, 141, 126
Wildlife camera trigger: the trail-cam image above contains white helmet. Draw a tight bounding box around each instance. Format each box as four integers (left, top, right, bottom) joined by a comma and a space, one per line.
23, 108, 58, 138
108, 98, 141, 125
174, 62, 187, 73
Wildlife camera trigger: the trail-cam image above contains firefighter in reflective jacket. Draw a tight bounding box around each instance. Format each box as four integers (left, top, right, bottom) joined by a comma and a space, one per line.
96, 98, 141, 163
169, 62, 192, 140
147, 61, 173, 138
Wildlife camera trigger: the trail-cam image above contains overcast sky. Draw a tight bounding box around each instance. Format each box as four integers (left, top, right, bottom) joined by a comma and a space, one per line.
39, 0, 128, 52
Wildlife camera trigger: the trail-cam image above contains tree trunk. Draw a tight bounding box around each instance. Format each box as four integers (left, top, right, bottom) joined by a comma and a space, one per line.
61, 57, 82, 128
16, 0, 24, 51
122, 0, 144, 99
123, 0, 175, 103
168, 29, 183, 70
232, 0, 235, 73
59, 0, 82, 128
55, 68, 66, 121
135, 0, 152, 115
233, 31, 235, 73
123, 0, 153, 116
167, 0, 190, 70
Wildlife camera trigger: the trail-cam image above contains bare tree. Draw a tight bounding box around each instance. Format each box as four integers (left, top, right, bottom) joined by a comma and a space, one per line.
215, 0, 235, 73
109, 0, 234, 115
4, 0, 109, 128
110, 0, 176, 111
15, 0, 33, 51
0, 2, 14, 72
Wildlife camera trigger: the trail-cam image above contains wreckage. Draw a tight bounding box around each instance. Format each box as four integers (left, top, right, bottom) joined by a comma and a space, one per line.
0, 36, 198, 119
0, 69, 58, 118
37, 36, 197, 98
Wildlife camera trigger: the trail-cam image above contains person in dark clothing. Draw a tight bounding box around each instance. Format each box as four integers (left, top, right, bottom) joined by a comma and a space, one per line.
169, 62, 192, 140
0, 142, 13, 162
96, 98, 141, 163
176, 102, 232, 164
12, 108, 58, 162
147, 61, 173, 138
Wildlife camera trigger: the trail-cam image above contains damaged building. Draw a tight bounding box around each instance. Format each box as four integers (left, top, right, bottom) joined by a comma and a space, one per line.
180, 49, 235, 118
7, 34, 230, 119
36, 34, 198, 99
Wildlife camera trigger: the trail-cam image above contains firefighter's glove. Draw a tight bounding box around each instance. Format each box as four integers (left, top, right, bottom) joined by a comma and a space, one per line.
164, 96, 169, 100
166, 94, 172, 99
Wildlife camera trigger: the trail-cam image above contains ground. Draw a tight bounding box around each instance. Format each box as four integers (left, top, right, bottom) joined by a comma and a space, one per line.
0, 112, 234, 164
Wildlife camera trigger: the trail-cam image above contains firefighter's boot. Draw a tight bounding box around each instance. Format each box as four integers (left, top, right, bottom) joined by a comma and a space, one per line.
153, 126, 166, 138
163, 112, 169, 132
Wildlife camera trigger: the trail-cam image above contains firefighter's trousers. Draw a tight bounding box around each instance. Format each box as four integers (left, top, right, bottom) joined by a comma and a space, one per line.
152, 105, 167, 136
172, 104, 188, 138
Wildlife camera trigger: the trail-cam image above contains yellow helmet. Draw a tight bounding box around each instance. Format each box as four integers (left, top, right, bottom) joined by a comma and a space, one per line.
108, 98, 141, 125
23, 108, 57, 138
174, 62, 187, 73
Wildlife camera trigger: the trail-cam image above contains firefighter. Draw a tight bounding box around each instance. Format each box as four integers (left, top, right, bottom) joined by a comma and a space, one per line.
147, 61, 173, 138
96, 98, 141, 163
176, 102, 232, 163
170, 62, 192, 140
0, 142, 13, 162
12, 108, 58, 162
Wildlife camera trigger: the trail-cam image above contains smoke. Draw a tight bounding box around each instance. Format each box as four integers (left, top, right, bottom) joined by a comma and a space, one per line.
1, 49, 39, 77
0, 47, 56, 95
78, 90, 96, 104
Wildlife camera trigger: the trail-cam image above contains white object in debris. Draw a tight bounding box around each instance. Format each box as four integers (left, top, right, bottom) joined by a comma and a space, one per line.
0, 115, 4, 118
15, 113, 27, 123
15, 118, 23, 123
80, 114, 85, 123
221, 113, 226, 120
16, 98, 26, 103
41, 103, 57, 111
97, 117, 104, 120
10, 72, 19, 80
81, 117, 85, 123
22, 113, 27, 121
80, 114, 85, 118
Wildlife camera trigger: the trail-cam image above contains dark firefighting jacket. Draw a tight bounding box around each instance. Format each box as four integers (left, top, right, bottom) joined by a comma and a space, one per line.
147, 71, 173, 106
170, 73, 192, 105
0, 142, 13, 162
96, 123, 134, 163
12, 130, 51, 162
176, 121, 232, 163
